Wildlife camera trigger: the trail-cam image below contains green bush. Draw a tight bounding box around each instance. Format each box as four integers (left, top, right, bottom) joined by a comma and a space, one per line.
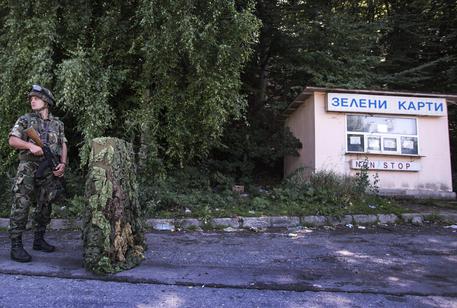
52, 165, 86, 219
270, 169, 392, 217
139, 167, 398, 218
138, 167, 242, 218
0, 167, 14, 217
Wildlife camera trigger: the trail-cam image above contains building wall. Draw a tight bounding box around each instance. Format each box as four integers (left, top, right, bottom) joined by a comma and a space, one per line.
314, 92, 348, 174
311, 92, 454, 194
284, 95, 315, 177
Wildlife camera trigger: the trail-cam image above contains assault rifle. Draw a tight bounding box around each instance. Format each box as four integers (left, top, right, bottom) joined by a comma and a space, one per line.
24, 127, 61, 178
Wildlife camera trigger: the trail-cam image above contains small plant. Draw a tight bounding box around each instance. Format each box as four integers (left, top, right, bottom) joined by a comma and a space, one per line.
186, 225, 201, 232
251, 197, 271, 211
354, 157, 381, 195
354, 157, 370, 194
424, 212, 445, 224
370, 173, 380, 195
53, 195, 87, 219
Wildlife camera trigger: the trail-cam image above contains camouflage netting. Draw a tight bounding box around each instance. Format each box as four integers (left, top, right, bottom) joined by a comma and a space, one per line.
83, 137, 146, 274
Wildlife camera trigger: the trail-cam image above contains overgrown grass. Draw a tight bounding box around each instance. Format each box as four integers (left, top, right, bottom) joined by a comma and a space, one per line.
140, 167, 402, 219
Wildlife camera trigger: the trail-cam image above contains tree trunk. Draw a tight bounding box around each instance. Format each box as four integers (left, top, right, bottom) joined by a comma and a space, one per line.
83, 137, 146, 274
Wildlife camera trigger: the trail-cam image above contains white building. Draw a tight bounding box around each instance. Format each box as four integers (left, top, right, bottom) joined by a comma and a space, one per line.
284, 87, 456, 199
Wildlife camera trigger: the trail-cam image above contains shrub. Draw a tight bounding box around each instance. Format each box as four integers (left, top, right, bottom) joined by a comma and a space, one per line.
139, 167, 396, 218
266, 168, 392, 216
0, 168, 14, 217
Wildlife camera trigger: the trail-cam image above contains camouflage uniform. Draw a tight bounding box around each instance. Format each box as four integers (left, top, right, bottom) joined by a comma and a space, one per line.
9, 112, 67, 240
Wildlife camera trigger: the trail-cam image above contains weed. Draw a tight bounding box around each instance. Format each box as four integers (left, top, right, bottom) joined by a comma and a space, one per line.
424, 212, 445, 224
185, 225, 201, 232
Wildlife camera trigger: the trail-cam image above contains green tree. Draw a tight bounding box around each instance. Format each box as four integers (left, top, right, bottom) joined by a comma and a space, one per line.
379, 0, 457, 188
0, 1, 259, 169
133, 0, 260, 166
0, 1, 260, 216
0, 1, 58, 172
208, 0, 387, 184
379, 0, 457, 92
56, 1, 140, 165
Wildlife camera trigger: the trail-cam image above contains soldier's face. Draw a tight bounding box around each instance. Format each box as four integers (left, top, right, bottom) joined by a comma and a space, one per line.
30, 96, 46, 111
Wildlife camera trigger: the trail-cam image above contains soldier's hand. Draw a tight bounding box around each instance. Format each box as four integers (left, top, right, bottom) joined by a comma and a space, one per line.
29, 144, 43, 156
53, 163, 65, 177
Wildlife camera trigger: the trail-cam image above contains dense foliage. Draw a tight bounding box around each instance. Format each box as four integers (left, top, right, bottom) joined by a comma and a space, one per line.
0, 0, 455, 216
0, 0, 260, 170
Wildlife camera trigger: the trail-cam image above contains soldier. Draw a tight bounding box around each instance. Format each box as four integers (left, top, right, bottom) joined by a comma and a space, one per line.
8, 84, 68, 262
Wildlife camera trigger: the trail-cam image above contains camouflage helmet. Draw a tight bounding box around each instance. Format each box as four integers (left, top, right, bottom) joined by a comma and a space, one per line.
28, 84, 55, 107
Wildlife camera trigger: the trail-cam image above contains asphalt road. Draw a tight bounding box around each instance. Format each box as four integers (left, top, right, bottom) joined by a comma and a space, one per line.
1, 273, 455, 308
0, 224, 456, 307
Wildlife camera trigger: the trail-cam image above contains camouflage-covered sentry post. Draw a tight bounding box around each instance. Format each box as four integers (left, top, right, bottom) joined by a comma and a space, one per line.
83, 137, 146, 274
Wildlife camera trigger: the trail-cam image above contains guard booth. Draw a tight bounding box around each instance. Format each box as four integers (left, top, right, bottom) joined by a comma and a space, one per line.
284, 87, 456, 199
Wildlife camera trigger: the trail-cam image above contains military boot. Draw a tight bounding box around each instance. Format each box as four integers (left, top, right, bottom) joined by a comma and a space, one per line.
33, 231, 55, 252
11, 237, 32, 262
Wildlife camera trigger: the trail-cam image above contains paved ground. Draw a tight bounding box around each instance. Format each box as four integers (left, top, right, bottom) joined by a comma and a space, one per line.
1, 273, 455, 308
0, 224, 456, 307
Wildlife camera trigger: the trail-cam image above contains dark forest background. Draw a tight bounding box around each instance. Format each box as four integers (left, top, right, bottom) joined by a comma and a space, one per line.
0, 1, 456, 209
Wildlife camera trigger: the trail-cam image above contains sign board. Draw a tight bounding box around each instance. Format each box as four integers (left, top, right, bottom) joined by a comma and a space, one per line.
327, 93, 446, 116
351, 159, 420, 172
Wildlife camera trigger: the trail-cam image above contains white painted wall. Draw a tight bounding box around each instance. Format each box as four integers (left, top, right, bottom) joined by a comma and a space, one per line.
284, 95, 315, 178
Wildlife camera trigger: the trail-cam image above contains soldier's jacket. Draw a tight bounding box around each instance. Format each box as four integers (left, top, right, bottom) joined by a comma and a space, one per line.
9, 112, 67, 162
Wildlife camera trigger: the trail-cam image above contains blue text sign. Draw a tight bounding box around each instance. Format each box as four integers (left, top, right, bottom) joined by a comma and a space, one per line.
327, 93, 446, 116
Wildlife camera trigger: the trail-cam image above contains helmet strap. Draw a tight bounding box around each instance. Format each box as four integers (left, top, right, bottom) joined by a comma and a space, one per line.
32, 104, 49, 119
32, 105, 48, 112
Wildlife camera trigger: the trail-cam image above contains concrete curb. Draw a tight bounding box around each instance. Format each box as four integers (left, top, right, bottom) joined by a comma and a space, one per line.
1, 211, 456, 231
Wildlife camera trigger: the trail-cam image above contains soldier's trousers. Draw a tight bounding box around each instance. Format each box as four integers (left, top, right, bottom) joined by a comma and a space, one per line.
9, 161, 60, 240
